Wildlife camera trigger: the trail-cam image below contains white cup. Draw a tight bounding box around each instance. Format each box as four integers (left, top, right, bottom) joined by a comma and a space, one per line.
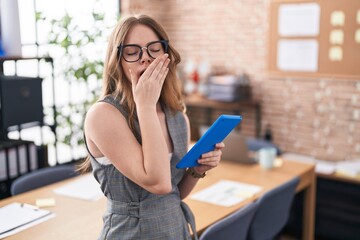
258, 147, 277, 170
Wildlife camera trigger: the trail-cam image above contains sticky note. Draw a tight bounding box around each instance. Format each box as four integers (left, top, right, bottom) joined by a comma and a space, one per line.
331, 11, 345, 26
329, 30, 344, 44
328, 46, 343, 61
355, 29, 360, 44
35, 198, 56, 208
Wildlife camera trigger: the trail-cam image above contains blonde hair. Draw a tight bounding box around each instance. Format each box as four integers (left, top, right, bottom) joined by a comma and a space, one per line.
78, 15, 184, 173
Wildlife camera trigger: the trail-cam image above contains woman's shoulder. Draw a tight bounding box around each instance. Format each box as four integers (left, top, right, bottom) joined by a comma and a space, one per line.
87, 95, 123, 114
85, 100, 124, 125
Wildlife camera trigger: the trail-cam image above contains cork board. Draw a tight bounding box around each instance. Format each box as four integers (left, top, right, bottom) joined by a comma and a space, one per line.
269, 0, 360, 78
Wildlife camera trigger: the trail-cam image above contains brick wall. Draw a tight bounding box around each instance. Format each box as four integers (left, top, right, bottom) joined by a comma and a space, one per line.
122, 0, 360, 161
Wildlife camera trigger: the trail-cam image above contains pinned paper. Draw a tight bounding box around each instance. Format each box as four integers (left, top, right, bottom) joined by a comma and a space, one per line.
277, 39, 319, 72
328, 46, 343, 61
355, 29, 360, 44
357, 10, 360, 24
331, 11, 345, 26
329, 30, 344, 45
278, 3, 320, 37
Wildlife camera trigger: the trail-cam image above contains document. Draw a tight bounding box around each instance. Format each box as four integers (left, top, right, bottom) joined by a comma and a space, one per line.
54, 174, 104, 201
315, 160, 336, 175
0, 202, 55, 239
336, 160, 360, 177
277, 39, 319, 72
278, 3, 320, 37
190, 180, 262, 207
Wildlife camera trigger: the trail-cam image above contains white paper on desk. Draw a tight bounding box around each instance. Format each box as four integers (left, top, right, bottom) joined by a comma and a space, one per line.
315, 160, 336, 175
281, 153, 316, 164
190, 180, 262, 207
336, 160, 360, 177
54, 174, 104, 201
0, 202, 55, 239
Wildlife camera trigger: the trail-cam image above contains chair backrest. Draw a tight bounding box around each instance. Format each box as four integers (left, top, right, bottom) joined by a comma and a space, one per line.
248, 177, 300, 240
199, 201, 259, 240
11, 164, 78, 195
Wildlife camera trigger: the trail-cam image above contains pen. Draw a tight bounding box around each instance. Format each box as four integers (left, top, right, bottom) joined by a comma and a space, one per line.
21, 203, 39, 211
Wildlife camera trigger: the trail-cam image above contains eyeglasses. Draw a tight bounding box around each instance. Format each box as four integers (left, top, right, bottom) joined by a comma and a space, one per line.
117, 40, 169, 63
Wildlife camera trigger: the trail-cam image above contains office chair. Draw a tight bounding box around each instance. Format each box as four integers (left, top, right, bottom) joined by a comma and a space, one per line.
11, 164, 78, 195
248, 177, 300, 240
199, 201, 259, 240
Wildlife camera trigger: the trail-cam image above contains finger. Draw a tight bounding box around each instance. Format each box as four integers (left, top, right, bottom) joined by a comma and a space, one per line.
158, 67, 170, 86
129, 69, 137, 91
197, 158, 219, 167
201, 150, 221, 158
150, 55, 169, 81
202, 155, 221, 162
142, 53, 168, 80
215, 142, 225, 149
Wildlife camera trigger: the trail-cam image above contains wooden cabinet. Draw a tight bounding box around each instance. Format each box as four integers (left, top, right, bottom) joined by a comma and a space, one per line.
184, 94, 261, 140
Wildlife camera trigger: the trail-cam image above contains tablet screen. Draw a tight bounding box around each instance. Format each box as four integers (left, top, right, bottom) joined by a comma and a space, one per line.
176, 114, 242, 168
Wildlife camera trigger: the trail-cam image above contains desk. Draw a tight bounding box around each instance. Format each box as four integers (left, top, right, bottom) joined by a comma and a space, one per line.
185, 94, 261, 138
0, 160, 315, 240
184, 159, 316, 239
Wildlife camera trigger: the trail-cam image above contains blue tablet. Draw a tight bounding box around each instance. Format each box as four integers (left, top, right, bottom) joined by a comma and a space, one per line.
176, 114, 242, 168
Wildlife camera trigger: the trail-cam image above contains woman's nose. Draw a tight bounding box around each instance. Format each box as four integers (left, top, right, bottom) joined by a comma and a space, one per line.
140, 48, 151, 64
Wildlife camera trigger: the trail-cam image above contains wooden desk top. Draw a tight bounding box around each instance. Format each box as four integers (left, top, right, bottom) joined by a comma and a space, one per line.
317, 172, 360, 185
0, 159, 315, 240
0, 177, 106, 240
184, 159, 315, 233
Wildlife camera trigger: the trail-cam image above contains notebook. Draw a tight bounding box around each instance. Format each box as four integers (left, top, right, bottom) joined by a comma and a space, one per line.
221, 131, 256, 164
0, 202, 55, 238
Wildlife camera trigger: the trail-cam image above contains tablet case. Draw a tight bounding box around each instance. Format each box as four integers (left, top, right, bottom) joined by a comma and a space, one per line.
176, 114, 242, 168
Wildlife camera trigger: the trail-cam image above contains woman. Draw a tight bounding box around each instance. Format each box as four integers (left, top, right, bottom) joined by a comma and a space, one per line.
81, 14, 224, 240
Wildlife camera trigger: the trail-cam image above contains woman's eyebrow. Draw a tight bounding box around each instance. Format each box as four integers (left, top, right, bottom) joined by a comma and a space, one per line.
124, 40, 160, 46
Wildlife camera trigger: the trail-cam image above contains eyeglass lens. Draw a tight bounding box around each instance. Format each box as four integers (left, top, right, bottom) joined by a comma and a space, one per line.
122, 41, 166, 62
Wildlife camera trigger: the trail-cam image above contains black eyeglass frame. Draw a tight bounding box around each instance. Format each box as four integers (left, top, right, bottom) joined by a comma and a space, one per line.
117, 40, 169, 63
